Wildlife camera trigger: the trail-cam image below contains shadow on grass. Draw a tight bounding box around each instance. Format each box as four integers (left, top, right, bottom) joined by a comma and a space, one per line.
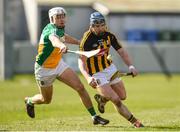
103, 125, 180, 131
146, 125, 180, 130
102, 125, 126, 129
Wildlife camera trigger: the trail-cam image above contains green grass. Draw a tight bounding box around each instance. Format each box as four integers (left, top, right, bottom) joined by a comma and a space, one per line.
0, 73, 180, 131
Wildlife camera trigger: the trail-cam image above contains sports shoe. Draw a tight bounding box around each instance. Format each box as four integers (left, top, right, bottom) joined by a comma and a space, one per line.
133, 120, 144, 128
24, 97, 35, 118
94, 94, 105, 113
93, 115, 109, 125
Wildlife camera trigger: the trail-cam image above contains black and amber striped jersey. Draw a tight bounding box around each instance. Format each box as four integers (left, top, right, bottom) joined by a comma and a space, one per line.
80, 29, 122, 76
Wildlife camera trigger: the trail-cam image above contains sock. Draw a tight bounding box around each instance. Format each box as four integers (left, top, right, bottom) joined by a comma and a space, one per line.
27, 97, 33, 106
88, 107, 96, 117
128, 114, 137, 124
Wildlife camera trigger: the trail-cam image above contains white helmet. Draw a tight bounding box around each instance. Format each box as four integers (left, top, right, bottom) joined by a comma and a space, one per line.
48, 7, 66, 19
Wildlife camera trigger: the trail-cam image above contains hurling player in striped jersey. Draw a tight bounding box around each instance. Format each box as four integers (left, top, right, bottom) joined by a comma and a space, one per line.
79, 11, 144, 128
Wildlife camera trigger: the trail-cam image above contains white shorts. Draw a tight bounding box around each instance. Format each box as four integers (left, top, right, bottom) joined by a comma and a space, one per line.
92, 64, 121, 87
34, 59, 69, 87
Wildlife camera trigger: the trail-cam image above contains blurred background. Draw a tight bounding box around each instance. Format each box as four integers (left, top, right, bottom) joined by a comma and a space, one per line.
0, 0, 180, 80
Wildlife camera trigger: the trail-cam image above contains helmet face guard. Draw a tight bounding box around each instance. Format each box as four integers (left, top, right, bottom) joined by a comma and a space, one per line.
90, 12, 105, 25
48, 7, 66, 22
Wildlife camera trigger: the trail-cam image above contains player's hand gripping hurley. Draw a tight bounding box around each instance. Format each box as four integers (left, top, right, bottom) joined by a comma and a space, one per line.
67, 49, 100, 58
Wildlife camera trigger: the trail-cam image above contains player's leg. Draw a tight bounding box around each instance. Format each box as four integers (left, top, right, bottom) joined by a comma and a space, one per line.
111, 81, 144, 127
94, 64, 121, 113
24, 71, 56, 118
96, 84, 123, 107
57, 68, 93, 109
97, 84, 144, 127
111, 80, 126, 100
97, 84, 131, 120
57, 68, 109, 125
25, 85, 53, 104
114, 102, 144, 128
25, 85, 53, 118
94, 79, 125, 113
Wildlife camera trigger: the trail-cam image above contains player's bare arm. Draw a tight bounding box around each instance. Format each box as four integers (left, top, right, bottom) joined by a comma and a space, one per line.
117, 48, 132, 66
78, 56, 97, 88
117, 48, 138, 76
65, 34, 80, 45
49, 35, 67, 53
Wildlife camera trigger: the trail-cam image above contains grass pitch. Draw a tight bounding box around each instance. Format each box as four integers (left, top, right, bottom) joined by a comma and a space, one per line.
0, 73, 180, 131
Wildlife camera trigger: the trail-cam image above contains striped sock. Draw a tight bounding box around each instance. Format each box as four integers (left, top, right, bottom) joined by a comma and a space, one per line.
128, 114, 137, 124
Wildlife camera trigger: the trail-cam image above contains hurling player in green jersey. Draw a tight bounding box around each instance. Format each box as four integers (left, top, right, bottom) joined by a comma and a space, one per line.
24, 7, 109, 125
79, 12, 144, 128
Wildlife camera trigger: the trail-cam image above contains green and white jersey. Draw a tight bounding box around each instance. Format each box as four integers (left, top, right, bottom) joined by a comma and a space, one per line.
36, 23, 65, 68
